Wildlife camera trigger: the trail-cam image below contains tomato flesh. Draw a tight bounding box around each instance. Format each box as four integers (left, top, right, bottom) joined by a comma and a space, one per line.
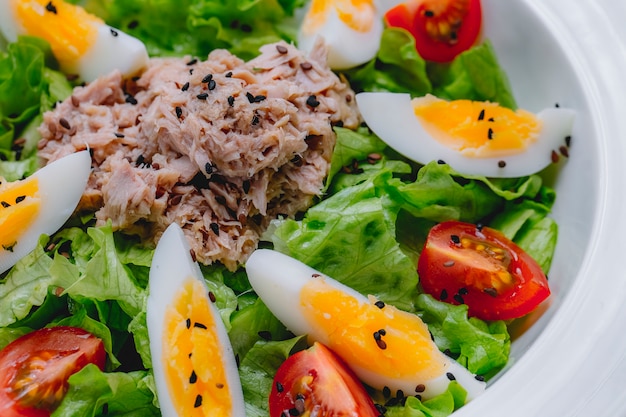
384, 0, 482, 62
417, 221, 550, 320
0, 326, 106, 417
269, 342, 380, 417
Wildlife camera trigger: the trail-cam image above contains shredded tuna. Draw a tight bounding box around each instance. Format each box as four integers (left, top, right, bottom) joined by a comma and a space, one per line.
38, 40, 360, 270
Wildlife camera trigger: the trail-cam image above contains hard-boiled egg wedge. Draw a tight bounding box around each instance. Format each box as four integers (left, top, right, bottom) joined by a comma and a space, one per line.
0, 0, 149, 82
356, 92, 575, 177
0, 150, 90, 275
147, 223, 245, 417
245, 249, 486, 401
298, 0, 383, 69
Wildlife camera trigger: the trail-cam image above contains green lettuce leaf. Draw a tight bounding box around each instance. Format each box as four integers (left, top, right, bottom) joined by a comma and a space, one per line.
81, 0, 304, 59
52, 364, 158, 417
416, 294, 510, 378
239, 336, 307, 417
385, 383, 467, 417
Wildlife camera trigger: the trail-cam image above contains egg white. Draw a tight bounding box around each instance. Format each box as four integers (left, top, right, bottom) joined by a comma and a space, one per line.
0, 151, 91, 275
356, 92, 576, 178
298, 0, 383, 70
0, 0, 148, 82
146, 223, 245, 417
245, 248, 486, 401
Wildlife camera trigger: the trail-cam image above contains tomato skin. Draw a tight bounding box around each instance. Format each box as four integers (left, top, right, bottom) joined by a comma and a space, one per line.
417, 221, 550, 321
269, 342, 380, 417
0, 326, 106, 417
384, 0, 482, 62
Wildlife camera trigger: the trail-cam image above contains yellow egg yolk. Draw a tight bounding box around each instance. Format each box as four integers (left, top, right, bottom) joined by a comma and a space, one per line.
412, 96, 542, 157
302, 0, 376, 34
13, 0, 102, 66
0, 176, 40, 251
300, 278, 448, 381
163, 278, 232, 416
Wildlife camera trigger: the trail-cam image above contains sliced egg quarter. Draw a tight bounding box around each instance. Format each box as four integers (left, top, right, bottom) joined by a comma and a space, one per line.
147, 223, 245, 417
0, 0, 149, 82
0, 151, 91, 275
356, 92, 575, 178
298, 0, 384, 69
245, 249, 486, 402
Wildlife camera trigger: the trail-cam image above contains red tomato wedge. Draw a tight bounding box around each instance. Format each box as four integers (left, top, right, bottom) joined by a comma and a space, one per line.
384, 0, 482, 62
269, 342, 380, 417
0, 326, 106, 417
417, 221, 550, 321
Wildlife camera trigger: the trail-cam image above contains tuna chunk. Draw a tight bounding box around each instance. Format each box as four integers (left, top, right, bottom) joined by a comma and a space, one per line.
38, 40, 359, 270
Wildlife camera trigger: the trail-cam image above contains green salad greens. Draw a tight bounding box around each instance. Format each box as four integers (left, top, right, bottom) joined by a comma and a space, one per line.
0, 1, 558, 416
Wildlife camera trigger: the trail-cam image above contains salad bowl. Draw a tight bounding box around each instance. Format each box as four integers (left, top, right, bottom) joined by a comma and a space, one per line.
462, 0, 626, 415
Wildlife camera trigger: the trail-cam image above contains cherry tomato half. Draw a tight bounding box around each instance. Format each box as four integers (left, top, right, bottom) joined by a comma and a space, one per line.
269, 342, 380, 417
0, 326, 106, 417
417, 221, 550, 321
384, 0, 482, 62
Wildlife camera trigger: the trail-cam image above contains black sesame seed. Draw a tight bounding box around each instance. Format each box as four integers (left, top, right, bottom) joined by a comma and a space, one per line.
254, 95, 266, 102
424, 9, 434, 17
202, 74, 213, 83
373, 331, 381, 341
458, 287, 469, 295
194, 322, 207, 329
189, 370, 197, 384
484, 287, 498, 297
210, 222, 219, 235
227, 95, 235, 107
475, 375, 485, 382
15, 195, 26, 204
110, 28, 119, 37
1, 201, 11, 208
59, 118, 71, 130
246, 92, 255, 103
276, 382, 284, 393
488, 117, 495, 122
181, 82, 190, 91
378, 328, 386, 336
208, 79, 216, 90
559, 145, 569, 157
376, 338, 387, 350
125, 94, 138, 105
197, 93, 208, 100
252, 114, 260, 125
288, 407, 300, 416
440, 289, 448, 300
374, 300, 385, 309
450, 234, 460, 244
208, 291, 216, 303
205, 162, 214, 175
45, 1, 57, 14
241, 24, 253, 32
498, 160, 506, 168
383, 386, 391, 398
453, 294, 465, 304
478, 109, 485, 121
187, 58, 198, 66
242, 180, 251, 193
135, 154, 145, 167
194, 394, 202, 408
565, 135, 572, 147
186, 318, 191, 329
306, 95, 320, 108
128, 20, 139, 29
175, 106, 183, 119
225, 71, 233, 78
487, 127, 494, 140
375, 403, 387, 414
476, 222, 483, 231
555, 102, 560, 108
276, 44, 289, 54
437, 159, 446, 164
446, 372, 456, 381
114, 132, 125, 138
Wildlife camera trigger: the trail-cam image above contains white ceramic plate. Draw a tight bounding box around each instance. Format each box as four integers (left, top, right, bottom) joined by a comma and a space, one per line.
457, 0, 626, 415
